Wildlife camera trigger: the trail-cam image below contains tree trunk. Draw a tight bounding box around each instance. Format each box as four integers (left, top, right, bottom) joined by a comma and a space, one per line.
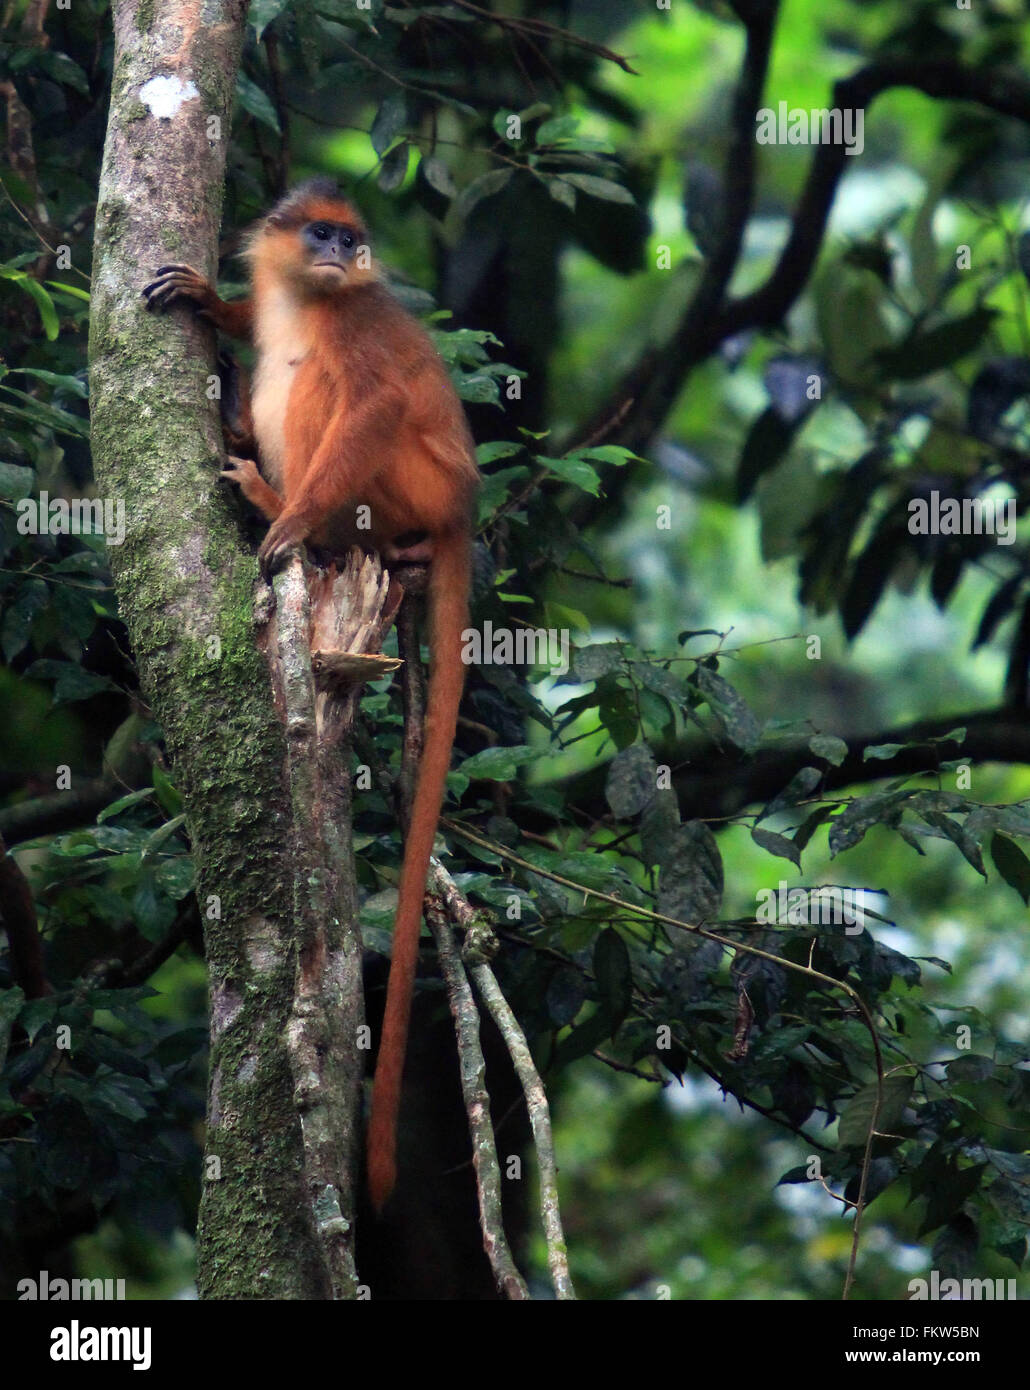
88, 0, 364, 1298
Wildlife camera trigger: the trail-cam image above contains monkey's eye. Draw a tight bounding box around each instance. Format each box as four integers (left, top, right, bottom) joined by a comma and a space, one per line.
341, 232, 355, 249
310, 224, 331, 241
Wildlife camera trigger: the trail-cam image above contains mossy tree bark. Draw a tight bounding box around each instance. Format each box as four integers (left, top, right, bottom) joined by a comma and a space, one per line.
88, 0, 364, 1298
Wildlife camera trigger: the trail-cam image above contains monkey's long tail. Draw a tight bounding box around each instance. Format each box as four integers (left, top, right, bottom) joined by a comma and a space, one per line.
366, 530, 471, 1211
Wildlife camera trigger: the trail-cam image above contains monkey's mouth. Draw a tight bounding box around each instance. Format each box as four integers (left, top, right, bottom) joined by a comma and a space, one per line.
312, 262, 345, 272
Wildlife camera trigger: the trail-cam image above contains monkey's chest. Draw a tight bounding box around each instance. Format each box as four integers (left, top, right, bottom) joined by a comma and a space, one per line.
251, 290, 314, 489
251, 349, 308, 490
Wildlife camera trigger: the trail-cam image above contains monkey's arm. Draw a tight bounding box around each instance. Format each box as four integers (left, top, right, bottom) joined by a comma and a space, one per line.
258, 390, 406, 574
142, 265, 253, 339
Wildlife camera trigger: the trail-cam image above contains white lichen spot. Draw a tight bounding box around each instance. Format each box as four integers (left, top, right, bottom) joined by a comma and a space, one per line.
139, 75, 200, 120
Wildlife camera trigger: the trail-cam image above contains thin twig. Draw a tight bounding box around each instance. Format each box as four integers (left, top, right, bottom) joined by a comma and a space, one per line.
424, 891, 530, 1299
444, 0, 638, 75
435, 864, 575, 1299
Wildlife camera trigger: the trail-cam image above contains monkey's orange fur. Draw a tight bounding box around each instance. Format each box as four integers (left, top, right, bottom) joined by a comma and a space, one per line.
143, 181, 479, 1211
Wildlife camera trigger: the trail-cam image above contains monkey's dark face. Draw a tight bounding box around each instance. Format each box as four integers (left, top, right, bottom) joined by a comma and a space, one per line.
250, 195, 375, 294
302, 220, 359, 276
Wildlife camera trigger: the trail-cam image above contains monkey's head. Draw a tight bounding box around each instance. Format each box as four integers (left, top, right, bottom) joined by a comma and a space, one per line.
248, 178, 377, 295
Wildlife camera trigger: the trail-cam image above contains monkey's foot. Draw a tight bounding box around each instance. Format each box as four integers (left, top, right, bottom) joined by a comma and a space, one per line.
258, 514, 310, 577
383, 530, 434, 564
220, 456, 261, 489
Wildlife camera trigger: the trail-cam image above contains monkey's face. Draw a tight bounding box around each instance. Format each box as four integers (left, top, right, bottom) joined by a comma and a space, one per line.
299, 219, 361, 285
249, 189, 377, 296
262, 208, 374, 296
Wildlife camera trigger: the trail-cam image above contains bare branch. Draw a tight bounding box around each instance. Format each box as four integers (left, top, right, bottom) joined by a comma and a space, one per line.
424, 890, 530, 1299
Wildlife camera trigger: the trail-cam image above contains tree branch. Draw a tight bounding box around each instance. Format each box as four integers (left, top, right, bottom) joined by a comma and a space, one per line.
719, 59, 1030, 340
572, 55, 1030, 464
0, 777, 120, 847
560, 706, 1030, 824
567, 0, 780, 455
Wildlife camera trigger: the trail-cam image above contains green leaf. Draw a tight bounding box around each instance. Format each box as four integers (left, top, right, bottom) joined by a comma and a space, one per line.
458, 744, 537, 781
761, 766, 821, 819
864, 742, 904, 761
991, 833, 1030, 904
915, 808, 986, 878
658, 821, 723, 924
633, 662, 690, 703
7, 273, 59, 340
476, 464, 531, 520
19, 995, 55, 1044
755, 1025, 810, 1062
155, 857, 195, 900
605, 743, 657, 819
575, 445, 639, 465
539, 453, 602, 495
693, 666, 761, 753
593, 929, 632, 1020
455, 169, 513, 220
548, 178, 576, 211
476, 440, 523, 465
873, 307, 996, 381
25, 658, 116, 704
560, 173, 635, 205
93, 1075, 148, 1122
45, 281, 91, 305
378, 141, 410, 192
142, 814, 187, 857
0, 384, 88, 435
456, 372, 502, 404
810, 734, 849, 766
545, 967, 586, 1027
553, 1005, 618, 1068
838, 1075, 912, 1148
1, 579, 49, 661
9, 367, 87, 396
737, 406, 796, 502
828, 790, 911, 857
133, 870, 177, 939
946, 1054, 995, 1083
98, 789, 155, 822
0, 462, 34, 499
370, 92, 407, 154
535, 115, 579, 145
33, 50, 89, 94
919, 1168, 986, 1238
751, 827, 801, 868
793, 805, 835, 852
152, 764, 183, 818
235, 72, 281, 134
492, 109, 520, 141
573, 643, 623, 680
421, 155, 456, 198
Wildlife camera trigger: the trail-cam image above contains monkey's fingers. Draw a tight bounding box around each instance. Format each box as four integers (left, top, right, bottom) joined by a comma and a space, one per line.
141, 265, 210, 311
